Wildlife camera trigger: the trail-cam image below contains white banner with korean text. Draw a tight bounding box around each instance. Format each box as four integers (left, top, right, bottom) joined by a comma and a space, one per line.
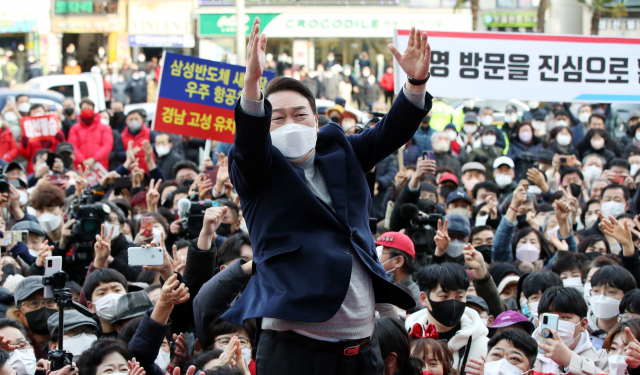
393, 30, 640, 102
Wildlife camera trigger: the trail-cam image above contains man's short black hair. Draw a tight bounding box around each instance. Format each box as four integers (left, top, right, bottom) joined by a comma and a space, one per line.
591, 265, 637, 293
601, 184, 630, 202
80, 98, 95, 109
554, 110, 569, 119
387, 248, 415, 276
0, 349, 9, 369
608, 158, 631, 173
265, 77, 317, 115
172, 160, 200, 178
487, 329, 538, 370
203, 367, 245, 375
194, 349, 224, 371
589, 113, 606, 124
471, 181, 499, 200
620, 289, 640, 314
82, 269, 128, 302
538, 286, 588, 319
0, 319, 28, 341
16, 94, 29, 102
470, 225, 494, 243
217, 233, 252, 268
216, 198, 239, 221
318, 115, 331, 128
416, 263, 469, 296
551, 252, 589, 279
559, 166, 584, 184
126, 109, 145, 120
522, 271, 563, 299
29, 104, 44, 114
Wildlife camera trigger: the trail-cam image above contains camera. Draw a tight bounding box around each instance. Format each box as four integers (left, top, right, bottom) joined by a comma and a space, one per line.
179, 192, 221, 238
0, 174, 9, 194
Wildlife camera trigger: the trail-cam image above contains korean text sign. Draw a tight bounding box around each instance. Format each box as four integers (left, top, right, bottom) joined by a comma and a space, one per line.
154, 52, 275, 143
20, 114, 60, 142
393, 30, 640, 102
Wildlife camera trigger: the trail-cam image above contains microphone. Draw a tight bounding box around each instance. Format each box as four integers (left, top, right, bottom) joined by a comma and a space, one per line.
400, 203, 420, 220
177, 197, 191, 218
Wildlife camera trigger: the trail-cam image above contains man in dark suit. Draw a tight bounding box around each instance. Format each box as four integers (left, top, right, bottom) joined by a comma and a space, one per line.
221, 18, 433, 374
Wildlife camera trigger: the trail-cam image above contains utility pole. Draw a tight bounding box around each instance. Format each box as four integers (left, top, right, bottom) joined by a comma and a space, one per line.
235, 0, 246, 65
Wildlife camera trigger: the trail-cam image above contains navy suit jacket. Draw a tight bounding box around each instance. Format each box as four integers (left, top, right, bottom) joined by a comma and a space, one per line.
222, 90, 432, 325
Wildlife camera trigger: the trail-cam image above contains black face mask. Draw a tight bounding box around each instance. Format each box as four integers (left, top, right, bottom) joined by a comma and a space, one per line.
25, 308, 57, 335
216, 223, 232, 237
569, 183, 582, 198
427, 296, 466, 327
475, 244, 492, 264
439, 186, 456, 203
330, 116, 340, 123
113, 111, 124, 120
516, 214, 530, 229
422, 116, 431, 126
504, 296, 519, 311
586, 251, 602, 260
64, 107, 75, 116
61, 156, 73, 169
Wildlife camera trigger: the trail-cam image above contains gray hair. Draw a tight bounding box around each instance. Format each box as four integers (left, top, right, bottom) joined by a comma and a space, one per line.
582, 153, 606, 167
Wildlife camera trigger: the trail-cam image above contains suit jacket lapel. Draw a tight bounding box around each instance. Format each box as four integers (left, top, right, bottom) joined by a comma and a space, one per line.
315, 143, 348, 227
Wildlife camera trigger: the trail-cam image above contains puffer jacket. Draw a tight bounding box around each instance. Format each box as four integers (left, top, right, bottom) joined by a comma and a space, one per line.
0, 127, 18, 162
67, 114, 114, 169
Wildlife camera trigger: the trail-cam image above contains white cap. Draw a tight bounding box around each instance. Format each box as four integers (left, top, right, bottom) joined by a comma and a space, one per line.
497, 275, 520, 294
493, 156, 515, 169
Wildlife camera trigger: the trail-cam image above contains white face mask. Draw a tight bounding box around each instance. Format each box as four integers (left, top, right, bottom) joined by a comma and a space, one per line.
219, 346, 252, 370
367, 76, 375, 84
555, 120, 569, 127
433, 142, 450, 154
516, 244, 540, 262
601, 201, 626, 219
446, 130, 457, 141
590, 293, 621, 319
529, 101, 540, 110
18, 190, 28, 206
362, 70, 370, 77
156, 145, 171, 157
484, 358, 524, 375
584, 165, 603, 183
519, 131, 532, 143
154, 349, 171, 370
636, 132, 640, 142
447, 239, 466, 257
527, 185, 542, 195
8, 348, 37, 375
583, 282, 592, 303
104, 222, 120, 239
37, 212, 62, 233
557, 319, 580, 346
532, 121, 545, 130
128, 120, 143, 132
579, 113, 591, 123
505, 113, 518, 123
494, 174, 513, 188
562, 277, 584, 293
546, 225, 559, 239
17, 103, 31, 114
528, 301, 539, 321
556, 134, 572, 146
631, 163, 640, 177
4, 111, 18, 122
482, 135, 497, 146
591, 139, 605, 150
475, 215, 489, 227
608, 354, 627, 375
152, 227, 164, 245
481, 317, 488, 326
464, 99, 475, 109
463, 124, 477, 134
101, 118, 110, 125
64, 333, 97, 357
449, 207, 471, 219
125, 235, 134, 243
94, 293, 122, 322
481, 115, 493, 126
270, 123, 317, 161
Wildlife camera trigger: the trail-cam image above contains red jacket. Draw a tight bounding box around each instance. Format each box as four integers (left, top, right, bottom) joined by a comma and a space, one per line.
379, 72, 395, 92
0, 128, 18, 163
118, 125, 153, 172
18, 130, 66, 174
67, 114, 113, 170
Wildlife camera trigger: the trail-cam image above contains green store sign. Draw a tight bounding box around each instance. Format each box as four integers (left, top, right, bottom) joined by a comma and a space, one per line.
483, 13, 537, 27
200, 14, 280, 36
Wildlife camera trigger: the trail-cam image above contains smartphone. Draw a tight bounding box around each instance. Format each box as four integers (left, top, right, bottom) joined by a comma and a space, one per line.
44, 256, 63, 299
538, 313, 559, 353
559, 155, 575, 166
6, 96, 15, 106
140, 217, 153, 237
0, 232, 12, 247
423, 151, 434, 160
9, 231, 28, 246
612, 173, 626, 185
204, 165, 219, 183
46, 174, 69, 189
46, 152, 58, 169
521, 161, 535, 182
7, 176, 21, 189
590, 336, 604, 349
128, 247, 164, 266
113, 177, 133, 195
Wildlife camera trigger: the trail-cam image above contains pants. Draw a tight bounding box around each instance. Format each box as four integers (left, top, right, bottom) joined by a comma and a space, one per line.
384, 90, 394, 107
256, 330, 384, 375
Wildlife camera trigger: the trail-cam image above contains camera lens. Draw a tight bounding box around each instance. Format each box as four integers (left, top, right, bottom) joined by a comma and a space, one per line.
543, 316, 548, 324
48, 260, 52, 268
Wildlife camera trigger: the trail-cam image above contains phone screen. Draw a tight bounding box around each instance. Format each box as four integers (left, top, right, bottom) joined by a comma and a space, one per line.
141, 217, 153, 237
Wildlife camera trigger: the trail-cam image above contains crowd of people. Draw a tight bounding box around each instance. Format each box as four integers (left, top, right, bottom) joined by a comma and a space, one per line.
0, 23, 638, 375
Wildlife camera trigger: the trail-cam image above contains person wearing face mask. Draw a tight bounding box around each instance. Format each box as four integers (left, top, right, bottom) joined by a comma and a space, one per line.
460, 162, 486, 197
67, 98, 113, 172
0, 318, 49, 375
126, 70, 148, 104
111, 75, 128, 105
468, 128, 504, 180
497, 105, 521, 142
376, 318, 424, 375
405, 263, 489, 369
466, 295, 494, 327
577, 128, 620, 164
60, 98, 76, 139
520, 272, 564, 326
620, 112, 640, 151
548, 127, 579, 158
376, 232, 421, 306
431, 131, 462, 177
46, 310, 98, 362
445, 191, 473, 220
0, 116, 18, 164
580, 185, 631, 241
109, 101, 127, 133
433, 213, 471, 265
571, 105, 593, 147
228, 23, 431, 374
11, 277, 59, 360
154, 133, 181, 180
1, 95, 28, 141
552, 253, 589, 295
603, 318, 640, 375
533, 286, 608, 375
110, 291, 155, 334
8, 221, 47, 270
82, 269, 128, 338
466, 328, 538, 375
507, 122, 543, 180
113, 110, 154, 172
493, 157, 518, 201
478, 107, 507, 149
413, 114, 436, 153
18, 105, 66, 175
460, 112, 479, 152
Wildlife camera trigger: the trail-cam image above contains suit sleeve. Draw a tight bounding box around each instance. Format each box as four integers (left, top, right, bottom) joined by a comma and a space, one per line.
347, 89, 431, 173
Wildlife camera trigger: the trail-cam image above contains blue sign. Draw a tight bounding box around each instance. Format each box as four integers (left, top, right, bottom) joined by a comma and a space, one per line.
128, 35, 195, 48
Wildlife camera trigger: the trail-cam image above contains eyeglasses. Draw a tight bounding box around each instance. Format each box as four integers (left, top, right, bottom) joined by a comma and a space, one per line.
215, 337, 250, 348
20, 299, 57, 310
64, 328, 98, 338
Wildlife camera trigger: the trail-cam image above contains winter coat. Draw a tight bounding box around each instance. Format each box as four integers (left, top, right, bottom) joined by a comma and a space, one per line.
433, 152, 462, 177
322, 74, 341, 101
362, 82, 383, 107
114, 126, 155, 172
67, 114, 113, 169
379, 73, 394, 92
547, 141, 580, 157
532, 331, 608, 375
157, 150, 183, 180
0, 127, 18, 162
375, 154, 399, 193
18, 130, 66, 174
111, 82, 128, 104
506, 137, 543, 180
128, 309, 169, 375
405, 307, 489, 370
126, 79, 148, 104
467, 146, 504, 181
413, 126, 436, 153
473, 274, 507, 318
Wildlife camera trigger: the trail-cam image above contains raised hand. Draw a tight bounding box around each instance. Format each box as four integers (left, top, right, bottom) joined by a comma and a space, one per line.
127, 360, 145, 375
527, 168, 549, 194
158, 273, 190, 306
131, 166, 144, 188
215, 152, 230, 193
554, 199, 571, 223
100, 171, 121, 187
201, 206, 228, 237
146, 178, 162, 212
94, 223, 114, 269
434, 218, 450, 256
198, 176, 214, 200
47, 365, 79, 375
143, 232, 174, 280
142, 140, 156, 170
466, 356, 485, 375
125, 141, 142, 169
388, 27, 431, 88
244, 17, 268, 101
625, 327, 640, 369
511, 185, 527, 208
463, 243, 487, 278
35, 240, 54, 267
0, 334, 19, 352
170, 333, 189, 368
600, 214, 634, 256
538, 328, 572, 367
548, 233, 568, 251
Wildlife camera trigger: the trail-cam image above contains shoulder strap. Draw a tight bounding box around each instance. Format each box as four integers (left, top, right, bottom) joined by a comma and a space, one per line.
457, 335, 474, 375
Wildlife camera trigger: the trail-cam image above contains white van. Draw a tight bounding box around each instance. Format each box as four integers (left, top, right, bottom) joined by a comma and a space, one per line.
23, 73, 106, 112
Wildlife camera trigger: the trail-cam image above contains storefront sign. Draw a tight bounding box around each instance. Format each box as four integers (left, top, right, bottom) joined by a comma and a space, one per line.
128, 1, 193, 34
129, 35, 195, 48
52, 18, 122, 32
54, 0, 118, 14
0, 20, 37, 33
154, 52, 274, 142
393, 29, 640, 102
199, 13, 471, 37
482, 13, 537, 28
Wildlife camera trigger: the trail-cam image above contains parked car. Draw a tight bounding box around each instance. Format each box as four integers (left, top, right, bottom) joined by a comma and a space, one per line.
0, 88, 65, 112
23, 73, 106, 112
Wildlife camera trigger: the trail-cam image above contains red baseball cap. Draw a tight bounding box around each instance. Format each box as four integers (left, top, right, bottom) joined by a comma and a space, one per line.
375, 232, 415, 259
438, 172, 459, 186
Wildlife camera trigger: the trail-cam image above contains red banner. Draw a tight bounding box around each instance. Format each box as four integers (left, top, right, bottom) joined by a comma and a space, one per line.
20, 113, 60, 142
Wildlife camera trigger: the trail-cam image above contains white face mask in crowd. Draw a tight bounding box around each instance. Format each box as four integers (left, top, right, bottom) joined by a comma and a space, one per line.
483, 358, 524, 375
18, 190, 28, 206
449, 207, 471, 219
557, 320, 581, 346
446, 130, 457, 141
583, 165, 602, 183
447, 239, 466, 257
37, 213, 62, 233
529, 101, 539, 110
482, 135, 497, 146
608, 355, 627, 375
562, 277, 584, 294
8, 348, 37, 375
17, 103, 31, 114
463, 124, 477, 134
631, 163, 640, 177
128, 120, 143, 132
270, 123, 317, 161
504, 113, 518, 124
219, 346, 252, 369
583, 282, 592, 303
556, 134, 572, 146
519, 131, 532, 143
156, 145, 171, 157
555, 120, 569, 127
155, 349, 171, 370
528, 301, 539, 321
590, 294, 621, 319
433, 143, 450, 153
494, 174, 513, 188
475, 215, 488, 227
515, 244, 539, 263
152, 227, 164, 245
94, 293, 122, 322
600, 201, 626, 219
104, 222, 120, 238
579, 112, 591, 124
64, 333, 97, 358
481, 115, 493, 126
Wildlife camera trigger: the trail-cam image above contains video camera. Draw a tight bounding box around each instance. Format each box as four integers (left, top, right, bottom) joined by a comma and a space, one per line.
365, 111, 385, 129
178, 192, 221, 238
400, 202, 443, 272
0, 175, 9, 194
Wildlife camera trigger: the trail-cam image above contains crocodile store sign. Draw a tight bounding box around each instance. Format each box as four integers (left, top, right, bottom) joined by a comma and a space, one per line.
199, 13, 471, 37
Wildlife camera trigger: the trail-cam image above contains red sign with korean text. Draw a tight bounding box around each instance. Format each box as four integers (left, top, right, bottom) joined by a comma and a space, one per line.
20, 114, 60, 142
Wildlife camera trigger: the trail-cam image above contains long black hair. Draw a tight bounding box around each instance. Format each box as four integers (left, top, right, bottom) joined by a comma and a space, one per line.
375, 318, 423, 375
